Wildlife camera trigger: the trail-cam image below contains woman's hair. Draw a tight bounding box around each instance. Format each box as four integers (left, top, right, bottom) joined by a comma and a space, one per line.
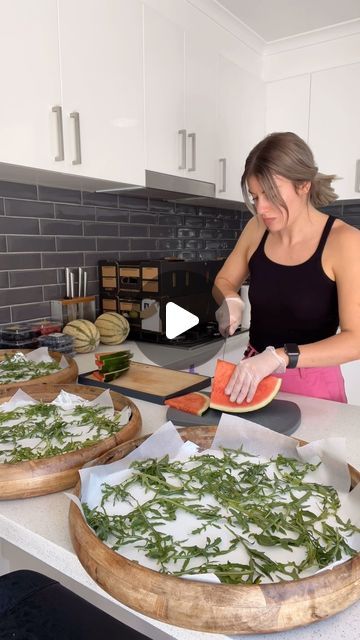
241, 131, 338, 216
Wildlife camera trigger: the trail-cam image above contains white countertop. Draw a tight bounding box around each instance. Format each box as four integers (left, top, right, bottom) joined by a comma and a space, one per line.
1, 338, 360, 640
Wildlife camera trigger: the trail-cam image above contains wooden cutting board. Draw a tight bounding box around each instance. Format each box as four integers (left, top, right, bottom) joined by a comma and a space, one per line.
78, 361, 211, 405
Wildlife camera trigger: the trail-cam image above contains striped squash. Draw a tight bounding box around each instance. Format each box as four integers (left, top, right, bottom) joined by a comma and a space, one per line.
95, 312, 130, 345
63, 319, 100, 353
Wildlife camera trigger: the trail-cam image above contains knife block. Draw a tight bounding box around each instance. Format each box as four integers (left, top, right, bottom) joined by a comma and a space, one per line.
51, 296, 96, 325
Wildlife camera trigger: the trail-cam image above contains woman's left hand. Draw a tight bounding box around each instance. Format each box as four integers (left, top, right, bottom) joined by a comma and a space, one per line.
225, 347, 286, 404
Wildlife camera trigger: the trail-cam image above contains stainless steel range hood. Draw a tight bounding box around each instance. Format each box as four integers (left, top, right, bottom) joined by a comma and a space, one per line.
97, 169, 244, 209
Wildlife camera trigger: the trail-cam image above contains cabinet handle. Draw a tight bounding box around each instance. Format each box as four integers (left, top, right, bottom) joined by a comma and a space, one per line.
52, 105, 64, 162
356, 159, 360, 192
70, 111, 82, 165
219, 158, 227, 192
178, 129, 186, 170
188, 132, 196, 172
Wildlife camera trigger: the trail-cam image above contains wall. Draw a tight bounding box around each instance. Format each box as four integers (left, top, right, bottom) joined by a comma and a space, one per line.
0, 180, 246, 324
1, 179, 360, 326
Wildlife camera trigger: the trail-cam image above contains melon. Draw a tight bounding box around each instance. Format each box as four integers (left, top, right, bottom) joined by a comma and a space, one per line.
164, 392, 210, 415
210, 359, 281, 413
63, 319, 100, 353
95, 312, 130, 345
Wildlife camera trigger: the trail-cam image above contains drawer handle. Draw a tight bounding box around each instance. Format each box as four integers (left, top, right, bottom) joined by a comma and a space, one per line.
188, 132, 196, 171
178, 129, 187, 170
219, 157, 227, 193
52, 105, 64, 162
70, 111, 82, 165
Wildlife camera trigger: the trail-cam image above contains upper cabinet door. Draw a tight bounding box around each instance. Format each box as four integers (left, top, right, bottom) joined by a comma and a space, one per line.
265, 75, 311, 142
143, 4, 185, 176
217, 56, 265, 201
184, 36, 217, 183
58, 0, 145, 185
0, 0, 61, 170
309, 63, 360, 200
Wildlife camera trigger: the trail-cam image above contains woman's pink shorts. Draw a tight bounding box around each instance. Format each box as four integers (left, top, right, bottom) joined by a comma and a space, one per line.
243, 345, 347, 403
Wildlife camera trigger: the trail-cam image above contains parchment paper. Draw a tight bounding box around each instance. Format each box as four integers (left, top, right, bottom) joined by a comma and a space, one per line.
74, 414, 360, 583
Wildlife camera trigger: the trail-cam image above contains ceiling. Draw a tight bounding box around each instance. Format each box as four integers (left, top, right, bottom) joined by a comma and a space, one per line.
215, 0, 360, 42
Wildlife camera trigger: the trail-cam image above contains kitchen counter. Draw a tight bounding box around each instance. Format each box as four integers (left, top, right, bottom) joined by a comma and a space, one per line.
1, 341, 360, 640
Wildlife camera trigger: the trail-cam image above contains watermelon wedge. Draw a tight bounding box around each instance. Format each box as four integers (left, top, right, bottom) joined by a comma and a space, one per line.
210, 359, 281, 413
164, 392, 210, 416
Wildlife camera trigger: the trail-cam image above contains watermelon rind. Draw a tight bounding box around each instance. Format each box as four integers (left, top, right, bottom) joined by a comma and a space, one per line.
165, 392, 210, 416
210, 359, 282, 413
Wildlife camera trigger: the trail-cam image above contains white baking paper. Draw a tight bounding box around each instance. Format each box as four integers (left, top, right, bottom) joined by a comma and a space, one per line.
75, 414, 360, 584
0, 388, 131, 461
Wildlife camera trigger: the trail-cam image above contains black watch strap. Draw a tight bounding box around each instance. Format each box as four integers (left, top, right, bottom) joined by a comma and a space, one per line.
284, 343, 300, 369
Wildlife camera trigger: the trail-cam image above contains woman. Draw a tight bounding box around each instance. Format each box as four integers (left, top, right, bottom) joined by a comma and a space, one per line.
213, 132, 360, 404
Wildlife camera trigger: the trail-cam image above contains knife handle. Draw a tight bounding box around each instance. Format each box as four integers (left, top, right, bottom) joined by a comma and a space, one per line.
65, 267, 70, 299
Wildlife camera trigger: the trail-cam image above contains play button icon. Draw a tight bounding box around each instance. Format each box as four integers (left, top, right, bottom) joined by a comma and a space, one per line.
165, 302, 199, 340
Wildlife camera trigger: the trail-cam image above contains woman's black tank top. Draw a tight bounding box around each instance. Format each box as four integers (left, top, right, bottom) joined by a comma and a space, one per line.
248, 215, 339, 352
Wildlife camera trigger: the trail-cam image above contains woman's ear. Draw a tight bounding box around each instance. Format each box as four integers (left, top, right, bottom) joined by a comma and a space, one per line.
299, 180, 311, 195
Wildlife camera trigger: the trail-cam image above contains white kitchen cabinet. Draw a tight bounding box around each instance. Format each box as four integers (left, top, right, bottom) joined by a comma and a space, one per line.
309, 63, 360, 200
265, 74, 311, 142
184, 36, 217, 183
0, 0, 145, 186
0, 0, 61, 171
341, 360, 360, 406
143, 4, 185, 177
57, 0, 145, 185
144, 4, 218, 183
217, 56, 265, 200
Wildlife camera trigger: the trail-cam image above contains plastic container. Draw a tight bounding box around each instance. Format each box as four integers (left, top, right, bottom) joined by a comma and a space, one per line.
31, 320, 63, 335
38, 333, 75, 355
0, 338, 39, 350
0, 323, 40, 342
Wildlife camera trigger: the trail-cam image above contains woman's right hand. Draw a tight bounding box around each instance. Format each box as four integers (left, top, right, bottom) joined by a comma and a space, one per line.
215, 296, 245, 337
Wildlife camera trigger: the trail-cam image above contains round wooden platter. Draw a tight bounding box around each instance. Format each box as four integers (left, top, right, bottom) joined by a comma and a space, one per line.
0, 349, 78, 391
0, 383, 141, 500
69, 425, 360, 635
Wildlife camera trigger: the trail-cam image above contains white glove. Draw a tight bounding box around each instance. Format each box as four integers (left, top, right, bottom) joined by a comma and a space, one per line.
215, 296, 245, 337
225, 347, 286, 404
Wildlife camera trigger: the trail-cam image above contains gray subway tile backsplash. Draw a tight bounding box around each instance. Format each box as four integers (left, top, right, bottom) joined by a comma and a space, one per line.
1, 216, 39, 235
40, 219, 83, 236
10, 269, 58, 288
7, 235, 56, 253
0, 177, 359, 324
0, 253, 41, 270
38, 185, 82, 205
5, 199, 54, 218
55, 203, 96, 221
0, 181, 37, 199
0, 271, 9, 288
84, 222, 119, 237
82, 190, 119, 208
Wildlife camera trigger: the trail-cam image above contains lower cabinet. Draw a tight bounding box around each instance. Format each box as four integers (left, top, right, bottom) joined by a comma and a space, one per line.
341, 361, 360, 406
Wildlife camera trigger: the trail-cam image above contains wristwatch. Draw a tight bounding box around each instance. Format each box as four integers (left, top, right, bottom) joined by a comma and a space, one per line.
284, 343, 300, 369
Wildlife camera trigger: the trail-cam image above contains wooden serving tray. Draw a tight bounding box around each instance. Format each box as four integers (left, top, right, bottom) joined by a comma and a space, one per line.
69, 426, 360, 634
0, 349, 78, 390
0, 383, 141, 500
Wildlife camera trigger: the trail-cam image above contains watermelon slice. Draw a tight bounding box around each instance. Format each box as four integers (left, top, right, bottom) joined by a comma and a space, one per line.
164, 392, 210, 416
210, 359, 281, 413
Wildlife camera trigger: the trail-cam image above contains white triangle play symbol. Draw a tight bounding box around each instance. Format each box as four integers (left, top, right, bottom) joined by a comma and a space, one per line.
165, 302, 199, 339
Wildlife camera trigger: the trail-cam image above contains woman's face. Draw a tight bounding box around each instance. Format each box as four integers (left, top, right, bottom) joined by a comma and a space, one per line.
247, 174, 309, 230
